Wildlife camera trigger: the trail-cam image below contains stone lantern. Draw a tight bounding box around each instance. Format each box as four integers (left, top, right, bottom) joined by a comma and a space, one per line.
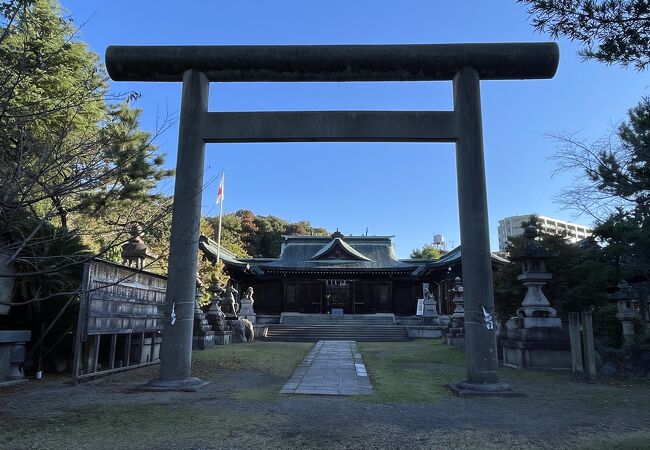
205, 278, 231, 345
206, 278, 226, 318
515, 225, 560, 327
451, 277, 465, 322
501, 224, 571, 369
611, 280, 638, 345
121, 223, 157, 270
192, 278, 216, 350
442, 277, 465, 347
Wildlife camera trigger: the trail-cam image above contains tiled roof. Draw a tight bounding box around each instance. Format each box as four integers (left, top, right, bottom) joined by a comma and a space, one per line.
260, 235, 417, 271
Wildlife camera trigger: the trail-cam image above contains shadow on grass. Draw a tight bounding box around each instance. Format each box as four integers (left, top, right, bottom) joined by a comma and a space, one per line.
2, 404, 289, 450
359, 340, 650, 410
501, 364, 650, 413
192, 341, 313, 378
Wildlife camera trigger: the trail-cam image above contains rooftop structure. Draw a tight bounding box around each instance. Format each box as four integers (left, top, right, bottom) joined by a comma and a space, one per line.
497, 214, 592, 252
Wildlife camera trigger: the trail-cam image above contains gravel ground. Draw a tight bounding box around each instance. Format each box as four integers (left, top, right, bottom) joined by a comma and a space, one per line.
1, 342, 649, 450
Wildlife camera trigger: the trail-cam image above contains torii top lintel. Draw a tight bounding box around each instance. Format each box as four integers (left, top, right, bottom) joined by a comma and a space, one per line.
105, 42, 559, 82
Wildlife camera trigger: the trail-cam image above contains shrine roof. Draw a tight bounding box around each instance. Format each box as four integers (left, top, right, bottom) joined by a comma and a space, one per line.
260, 234, 416, 271
199, 233, 508, 275
199, 235, 250, 269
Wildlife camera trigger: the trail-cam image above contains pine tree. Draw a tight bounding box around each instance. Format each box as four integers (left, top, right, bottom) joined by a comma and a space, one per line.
0, 0, 173, 303
519, 0, 650, 70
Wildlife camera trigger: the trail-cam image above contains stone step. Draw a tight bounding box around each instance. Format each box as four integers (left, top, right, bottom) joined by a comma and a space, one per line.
266, 332, 408, 336
266, 335, 409, 342
195, 330, 216, 336
280, 313, 396, 325
266, 323, 409, 342
267, 325, 406, 330
269, 325, 406, 333
279, 322, 397, 326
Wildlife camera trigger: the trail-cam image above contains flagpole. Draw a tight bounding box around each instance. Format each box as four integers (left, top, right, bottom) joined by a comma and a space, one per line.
216, 172, 224, 265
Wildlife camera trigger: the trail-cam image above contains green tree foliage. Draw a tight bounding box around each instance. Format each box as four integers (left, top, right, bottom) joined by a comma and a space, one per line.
493, 217, 614, 320
0, 0, 173, 313
195, 218, 227, 305
521, 1, 650, 319
409, 244, 441, 260
196, 211, 328, 303
0, 210, 88, 347
252, 215, 290, 257
204, 209, 329, 258
493, 254, 526, 324
76, 103, 174, 220
593, 304, 624, 347
553, 100, 650, 317
603, 99, 650, 202
0, 0, 173, 217
519, 0, 650, 69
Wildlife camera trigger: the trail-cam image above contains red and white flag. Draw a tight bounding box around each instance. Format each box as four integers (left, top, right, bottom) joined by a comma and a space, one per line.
216, 173, 224, 205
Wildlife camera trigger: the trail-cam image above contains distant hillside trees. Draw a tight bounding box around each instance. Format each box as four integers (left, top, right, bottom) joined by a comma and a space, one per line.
195, 211, 328, 304
204, 210, 328, 258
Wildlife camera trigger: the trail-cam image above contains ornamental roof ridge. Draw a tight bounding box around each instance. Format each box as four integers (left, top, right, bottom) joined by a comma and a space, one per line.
309, 237, 373, 262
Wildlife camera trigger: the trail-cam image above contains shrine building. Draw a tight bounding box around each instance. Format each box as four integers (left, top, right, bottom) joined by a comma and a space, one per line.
200, 231, 507, 317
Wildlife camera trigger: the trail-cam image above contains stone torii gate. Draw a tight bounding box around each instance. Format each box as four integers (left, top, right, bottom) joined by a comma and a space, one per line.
106, 43, 559, 393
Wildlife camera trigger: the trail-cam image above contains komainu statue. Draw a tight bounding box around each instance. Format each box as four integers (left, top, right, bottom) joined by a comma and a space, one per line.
220, 280, 239, 319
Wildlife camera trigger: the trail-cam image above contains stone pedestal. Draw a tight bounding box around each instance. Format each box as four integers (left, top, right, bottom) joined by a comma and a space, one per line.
214, 331, 232, 345
192, 305, 216, 350
422, 297, 438, 323
0, 330, 31, 385
239, 298, 256, 323
501, 317, 571, 369
442, 277, 465, 348
206, 303, 231, 346
612, 280, 640, 346
253, 324, 269, 339
617, 310, 637, 346
442, 320, 465, 348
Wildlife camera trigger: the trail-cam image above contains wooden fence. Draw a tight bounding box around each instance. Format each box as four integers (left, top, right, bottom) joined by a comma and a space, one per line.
72, 259, 167, 383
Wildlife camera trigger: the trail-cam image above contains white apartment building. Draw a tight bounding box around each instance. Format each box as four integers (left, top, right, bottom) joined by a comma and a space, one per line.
497, 214, 592, 252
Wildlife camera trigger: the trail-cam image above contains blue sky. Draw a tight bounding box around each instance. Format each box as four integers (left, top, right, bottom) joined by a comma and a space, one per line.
61, 0, 648, 257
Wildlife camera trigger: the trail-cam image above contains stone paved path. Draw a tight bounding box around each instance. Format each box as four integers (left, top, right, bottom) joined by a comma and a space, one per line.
280, 340, 373, 396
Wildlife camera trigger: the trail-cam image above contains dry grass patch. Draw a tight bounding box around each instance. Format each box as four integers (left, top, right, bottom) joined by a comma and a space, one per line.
192, 341, 313, 378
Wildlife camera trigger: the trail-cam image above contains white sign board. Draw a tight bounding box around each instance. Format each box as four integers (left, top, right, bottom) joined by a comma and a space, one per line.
416, 298, 424, 316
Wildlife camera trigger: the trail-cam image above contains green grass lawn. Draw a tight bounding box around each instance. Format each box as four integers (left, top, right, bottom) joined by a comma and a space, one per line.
3, 404, 287, 450
3, 340, 650, 449
192, 341, 313, 402
192, 341, 313, 377
359, 340, 466, 403
2, 342, 315, 450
